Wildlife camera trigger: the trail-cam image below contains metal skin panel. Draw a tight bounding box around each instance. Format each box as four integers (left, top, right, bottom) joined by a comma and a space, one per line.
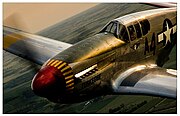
112, 64, 176, 98
41, 8, 176, 103
53, 33, 125, 63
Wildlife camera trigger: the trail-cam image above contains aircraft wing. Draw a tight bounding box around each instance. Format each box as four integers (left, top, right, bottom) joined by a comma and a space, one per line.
112, 64, 176, 98
144, 2, 177, 8
3, 26, 72, 65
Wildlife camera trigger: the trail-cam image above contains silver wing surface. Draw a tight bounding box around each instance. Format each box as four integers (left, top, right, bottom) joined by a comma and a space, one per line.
112, 64, 176, 98
144, 2, 177, 8
3, 26, 72, 65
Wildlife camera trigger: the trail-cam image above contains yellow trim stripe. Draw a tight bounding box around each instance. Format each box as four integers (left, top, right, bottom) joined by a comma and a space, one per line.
47, 60, 54, 66
54, 61, 63, 67
66, 83, 74, 88
3, 33, 25, 49
63, 70, 73, 76
66, 79, 74, 84
61, 66, 71, 72
51, 60, 59, 66
65, 75, 73, 80
58, 62, 66, 69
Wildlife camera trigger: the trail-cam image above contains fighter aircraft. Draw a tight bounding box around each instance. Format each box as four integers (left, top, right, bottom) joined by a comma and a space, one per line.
3, 4, 177, 104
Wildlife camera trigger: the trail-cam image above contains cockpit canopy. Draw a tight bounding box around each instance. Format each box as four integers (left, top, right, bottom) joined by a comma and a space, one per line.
99, 19, 150, 43
99, 21, 129, 42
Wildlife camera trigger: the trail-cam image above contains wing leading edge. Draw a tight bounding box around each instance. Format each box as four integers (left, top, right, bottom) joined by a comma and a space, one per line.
112, 64, 176, 98
144, 2, 177, 8
3, 26, 72, 65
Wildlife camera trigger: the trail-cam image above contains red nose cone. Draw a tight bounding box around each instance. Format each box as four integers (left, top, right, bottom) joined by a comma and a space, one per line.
31, 66, 66, 98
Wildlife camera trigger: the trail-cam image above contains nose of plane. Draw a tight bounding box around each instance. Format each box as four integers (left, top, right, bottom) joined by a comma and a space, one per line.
31, 60, 75, 100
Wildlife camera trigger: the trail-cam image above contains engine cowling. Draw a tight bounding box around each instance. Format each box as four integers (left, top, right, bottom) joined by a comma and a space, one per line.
31, 59, 75, 102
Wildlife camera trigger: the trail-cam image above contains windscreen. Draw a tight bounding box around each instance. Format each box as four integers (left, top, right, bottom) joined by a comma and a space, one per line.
99, 21, 118, 38
100, 21, 129, 42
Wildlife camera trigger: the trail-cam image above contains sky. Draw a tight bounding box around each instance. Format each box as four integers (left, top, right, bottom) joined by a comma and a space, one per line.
3, 3, 97, 33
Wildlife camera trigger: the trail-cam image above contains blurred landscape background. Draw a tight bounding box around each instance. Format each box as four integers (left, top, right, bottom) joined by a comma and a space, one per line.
3, 3, 177, 113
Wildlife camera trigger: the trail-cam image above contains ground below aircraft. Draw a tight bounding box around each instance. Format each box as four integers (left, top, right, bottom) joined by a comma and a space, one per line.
3, 3, 177, 104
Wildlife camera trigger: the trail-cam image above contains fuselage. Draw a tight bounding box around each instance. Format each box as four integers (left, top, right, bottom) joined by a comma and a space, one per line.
31, 7, 177, 103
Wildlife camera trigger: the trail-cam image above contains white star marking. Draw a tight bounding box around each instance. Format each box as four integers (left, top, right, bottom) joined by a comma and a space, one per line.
163, 22, 172, 45
157, 22, 176, 44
